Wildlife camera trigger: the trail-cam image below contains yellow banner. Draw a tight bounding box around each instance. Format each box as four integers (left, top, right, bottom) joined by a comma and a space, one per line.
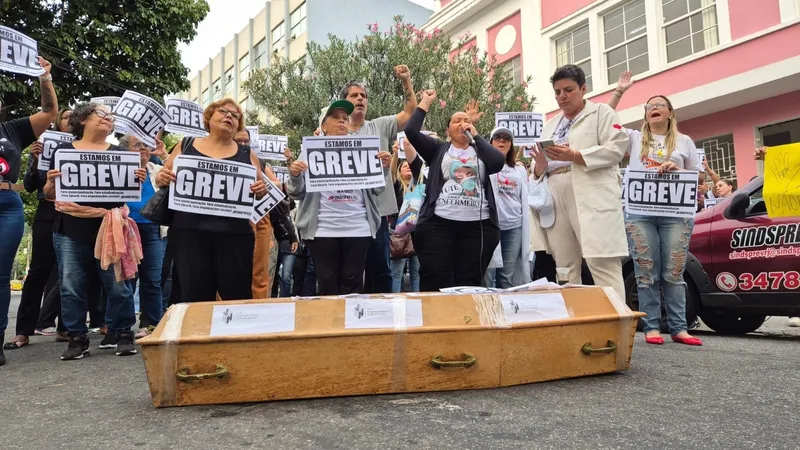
764, 143, 800, 218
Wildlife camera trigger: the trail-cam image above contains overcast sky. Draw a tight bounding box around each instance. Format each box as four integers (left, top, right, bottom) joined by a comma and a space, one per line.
180, 0, 435, 75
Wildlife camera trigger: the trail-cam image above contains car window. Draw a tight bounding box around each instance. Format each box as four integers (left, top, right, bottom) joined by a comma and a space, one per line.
746, 187, 766, 216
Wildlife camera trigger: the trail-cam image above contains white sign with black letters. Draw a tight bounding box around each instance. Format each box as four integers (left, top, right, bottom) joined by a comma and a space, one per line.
255, 134, 288, 161
624, 169, 699, 218
0, 26, 45, 77
112, 90, 169, 148
301, 136, 384, 192
37, 131, 74, 171
210, 303, 296, 337
495, 112, 544, 146
164, 99, 208, 137
344, 298, 423, 329
169, 155, 256, 219
250, 174, 286, 224
54, 150, 141, 202
396, 131, 407, 159
90, 96, 121, 111
272, 166, 289, 185
246, 126, 259, 144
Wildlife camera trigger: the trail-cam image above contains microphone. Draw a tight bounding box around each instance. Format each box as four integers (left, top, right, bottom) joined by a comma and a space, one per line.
463, 129, 476, 146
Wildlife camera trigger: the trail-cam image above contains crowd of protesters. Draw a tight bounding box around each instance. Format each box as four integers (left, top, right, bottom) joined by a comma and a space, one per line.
2, 57, 777, 367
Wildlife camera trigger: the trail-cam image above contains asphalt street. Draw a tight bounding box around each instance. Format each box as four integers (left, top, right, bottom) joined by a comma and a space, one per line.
2, 292, 799, 450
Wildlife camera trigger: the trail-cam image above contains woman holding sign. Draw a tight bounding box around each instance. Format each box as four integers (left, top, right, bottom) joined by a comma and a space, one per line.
155, 99, 267, 303
288, 100, 391, 295
44, 101, 146, 360
0, 57, 58, 364
404, 90, 505, 291
610, 71, 703, 346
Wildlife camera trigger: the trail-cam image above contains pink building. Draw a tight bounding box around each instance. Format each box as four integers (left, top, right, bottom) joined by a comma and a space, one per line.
425, 0, 800, 185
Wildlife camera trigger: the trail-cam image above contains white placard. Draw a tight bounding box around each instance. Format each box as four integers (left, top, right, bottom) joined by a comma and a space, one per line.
500, 293, 570, 324
704, 197, 717, 208
37, 131, 74, 171
301, 135, 385, 192
112, 90, 169, 148
169, 155, 257, 219
250, 174, 286, 224
210, 303, 296, 337
439, 286, 501, 293
246, 126, 259, 144
164, 99, 208, 138
90, 96, 121, 110
344, 298, 423, 329
495, 112, 544, 146
697, 148, 706, 164
624, 169, 699, 218
0, 26, 45, 77
272, 166, 289, 185
396, 131, 407, 159
255, 134, 288, 161
54, 150, 141, 202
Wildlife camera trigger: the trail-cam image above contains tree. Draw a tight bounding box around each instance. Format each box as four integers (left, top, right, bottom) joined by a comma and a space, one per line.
242, 16, 536, 154
0, 0, 209, 121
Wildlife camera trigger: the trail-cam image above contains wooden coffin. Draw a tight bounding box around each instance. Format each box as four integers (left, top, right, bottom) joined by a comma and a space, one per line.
139, 287, 644, 407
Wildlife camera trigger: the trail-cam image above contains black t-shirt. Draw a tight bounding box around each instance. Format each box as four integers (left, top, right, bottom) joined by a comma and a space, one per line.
0, 118, 36, 184
52, 142, 126, 245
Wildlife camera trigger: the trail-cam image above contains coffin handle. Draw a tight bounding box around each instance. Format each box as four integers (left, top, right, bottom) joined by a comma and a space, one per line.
430, 353, 477, 369
176, 364, 230, 382
581, 340, 617, 356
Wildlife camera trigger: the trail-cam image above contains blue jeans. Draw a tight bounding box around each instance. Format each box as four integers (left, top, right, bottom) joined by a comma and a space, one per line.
277, 251, 296, 298
496, 227, 523, 289
53, 232, 136, 335
391, 256, 420, 293
625, 214, 694, 335
127, 223, 166, 327
0, 191, 24, 333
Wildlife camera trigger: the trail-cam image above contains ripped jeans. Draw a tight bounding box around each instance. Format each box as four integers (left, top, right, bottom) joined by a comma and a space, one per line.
625, 214, 694, 335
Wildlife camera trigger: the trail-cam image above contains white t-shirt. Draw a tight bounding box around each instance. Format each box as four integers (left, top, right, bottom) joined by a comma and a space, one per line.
315, 190, 371, 237
494, 164, 526, 230
435, 145, 491, 222
546, 112, 583, 172
625, 130, 703, 172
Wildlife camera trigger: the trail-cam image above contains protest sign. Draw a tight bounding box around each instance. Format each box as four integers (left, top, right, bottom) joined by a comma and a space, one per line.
272, 166, 290, 185
0, 26, 45, 77
764, 143, 800, 218
624, 169, 698, 218
90, 96, 121, 110
396, 131, 407, 159
112, 90, 169, 148
169, 155, 257, 219
54, 150, 141, 202
255, 134, 288, 161
301, 136, 385, 192
246, 126, 259, 144
37, 131, 74, 171
164, 99, 208, 138
495, 112, 544, 146
250, 174, 286, 224
697, 148, 706, 164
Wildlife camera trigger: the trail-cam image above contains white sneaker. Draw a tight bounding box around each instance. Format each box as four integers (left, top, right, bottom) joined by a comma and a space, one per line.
788, 317, 800, 327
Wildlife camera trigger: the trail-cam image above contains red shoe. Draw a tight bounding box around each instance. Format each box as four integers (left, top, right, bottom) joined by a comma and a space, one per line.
645, 335, 664, 345
672, 335, 703, 346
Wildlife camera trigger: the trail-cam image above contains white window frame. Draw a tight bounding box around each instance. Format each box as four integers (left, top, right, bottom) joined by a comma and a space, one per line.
239, 54, 250, 82
501, 55, 522, 86
201, 89, 209, 107
224, 68, 234, 94
212, 78, 221, 100
272, 22, 286, 53
290, 3, 307, 39
553, 22, 593, 92
661, 0, 720, 63
602, 0, 649, 82
253, 39, 267, 69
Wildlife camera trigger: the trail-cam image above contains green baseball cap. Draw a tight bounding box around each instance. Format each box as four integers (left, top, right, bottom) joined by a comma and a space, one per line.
318, 100, 355, 130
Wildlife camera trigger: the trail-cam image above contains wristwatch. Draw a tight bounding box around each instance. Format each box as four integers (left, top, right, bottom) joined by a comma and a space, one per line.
39, 74, 53, 82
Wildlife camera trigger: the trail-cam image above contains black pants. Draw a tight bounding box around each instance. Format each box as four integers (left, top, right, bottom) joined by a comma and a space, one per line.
304, 237, 371, 295
170, 229, 254, 302
15, 219, 58, 336
363, 217, 392, 294
414, 216, 500, 292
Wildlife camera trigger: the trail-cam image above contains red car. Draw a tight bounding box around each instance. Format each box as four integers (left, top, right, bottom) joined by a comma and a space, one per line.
624, 175, 800, 334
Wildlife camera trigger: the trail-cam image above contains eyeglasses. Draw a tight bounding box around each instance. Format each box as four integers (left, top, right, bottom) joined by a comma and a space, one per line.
234, 139, 250, 145
217, 106, 241, 121
92, 110, 115, 121
131, 142, 145, 150
644, 103, 669, 112
492, 135, 512, 143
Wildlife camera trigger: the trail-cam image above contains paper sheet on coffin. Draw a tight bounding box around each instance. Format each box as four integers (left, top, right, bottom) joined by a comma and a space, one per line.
139, 287, 643, 407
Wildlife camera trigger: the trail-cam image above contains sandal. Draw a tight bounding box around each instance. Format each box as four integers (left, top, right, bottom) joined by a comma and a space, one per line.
3, 337, 30, 350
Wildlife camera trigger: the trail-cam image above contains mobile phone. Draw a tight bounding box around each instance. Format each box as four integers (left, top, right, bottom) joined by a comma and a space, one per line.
537, 139, 555, 149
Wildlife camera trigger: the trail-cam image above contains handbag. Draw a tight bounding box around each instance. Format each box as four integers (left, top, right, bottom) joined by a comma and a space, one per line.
140, 137, 193, 226
394, 172, 425, 236
390, 231, 415, 260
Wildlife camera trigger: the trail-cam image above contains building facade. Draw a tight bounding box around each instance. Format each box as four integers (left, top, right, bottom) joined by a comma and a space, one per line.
178, 0, 432, 116
425, 0, 800, 184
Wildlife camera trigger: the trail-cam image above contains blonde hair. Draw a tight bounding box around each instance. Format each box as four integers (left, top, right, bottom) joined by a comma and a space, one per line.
202, 98, 245, 133
640, 95, 679, 162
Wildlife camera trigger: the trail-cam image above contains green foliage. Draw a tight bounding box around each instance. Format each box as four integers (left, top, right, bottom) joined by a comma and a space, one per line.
0, 0, 209, 121
243, 16, 536, 157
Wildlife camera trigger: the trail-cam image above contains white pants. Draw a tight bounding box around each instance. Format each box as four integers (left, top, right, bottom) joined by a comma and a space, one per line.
544, 171, 625, 299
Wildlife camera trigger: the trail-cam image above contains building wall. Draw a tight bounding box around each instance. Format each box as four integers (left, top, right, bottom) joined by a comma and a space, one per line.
728, 0, 782, 39
541, 0, 594, 28
306, 0, 432, 46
